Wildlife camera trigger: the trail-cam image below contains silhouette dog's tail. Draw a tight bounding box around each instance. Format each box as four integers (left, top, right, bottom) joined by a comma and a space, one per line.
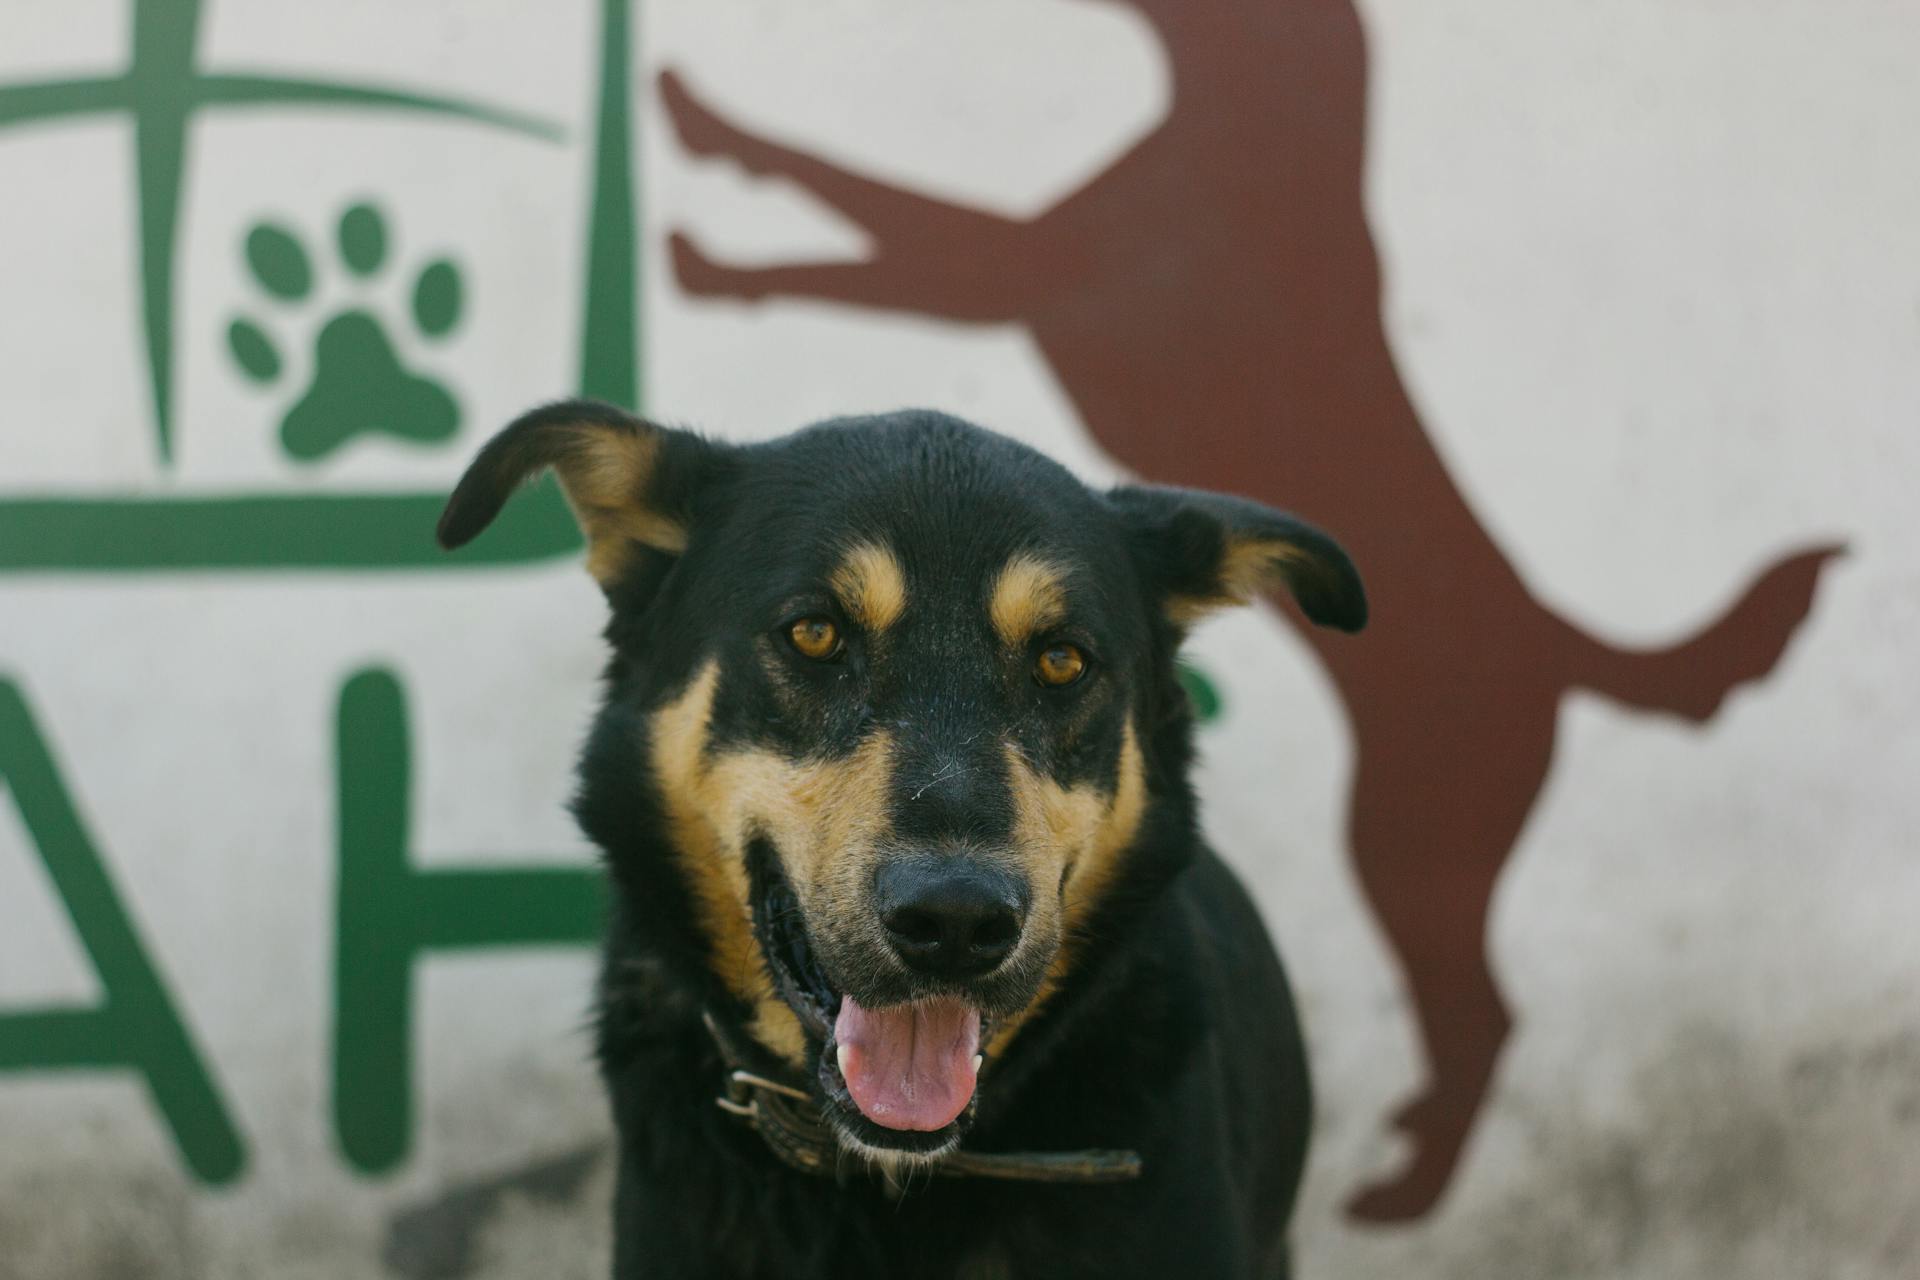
1565, 544, 1844, 721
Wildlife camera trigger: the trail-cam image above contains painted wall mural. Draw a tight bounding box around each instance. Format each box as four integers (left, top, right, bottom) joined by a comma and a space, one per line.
1, 6, 637, 1272
1, 1, 1914, 1276
655, 0, 1846, 1221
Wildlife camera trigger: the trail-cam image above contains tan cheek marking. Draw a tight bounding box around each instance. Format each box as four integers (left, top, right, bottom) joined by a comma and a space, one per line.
831, 542, 908, 633
551, 427, 690, 587
651, 659, 900, 1066
703, 734, 896, 898
988, 554, 1069, 647
1165, 537, 1317, 626
706, 737, 899, 1060
649, 661, 807, 1064
988, 723, 1147, 1055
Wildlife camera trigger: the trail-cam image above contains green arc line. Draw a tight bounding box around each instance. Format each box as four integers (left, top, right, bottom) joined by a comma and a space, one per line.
191, 75, 565, 141
0, 75, 561, 145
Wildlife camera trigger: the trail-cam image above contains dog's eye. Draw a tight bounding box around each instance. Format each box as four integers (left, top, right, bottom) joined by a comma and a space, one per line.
787, 617, 844, 661
1034, 643, 1087, 688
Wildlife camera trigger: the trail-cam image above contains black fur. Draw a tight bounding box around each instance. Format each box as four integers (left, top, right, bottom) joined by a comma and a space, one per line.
440, 402, 1365, 1278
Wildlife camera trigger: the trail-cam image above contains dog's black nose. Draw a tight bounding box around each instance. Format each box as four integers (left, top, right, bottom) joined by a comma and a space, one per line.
875, 857, 1027, 979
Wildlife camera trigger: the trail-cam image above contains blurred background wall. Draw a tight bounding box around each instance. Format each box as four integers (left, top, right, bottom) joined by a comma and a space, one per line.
1, 1, 1914, 1276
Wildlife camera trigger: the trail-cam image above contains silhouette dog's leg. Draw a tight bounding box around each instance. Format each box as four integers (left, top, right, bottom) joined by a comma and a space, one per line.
660, 70, 1007, 246
660, 69, 1034, 322
1341, 687, 1559, 1222
664, 231, 1029, 323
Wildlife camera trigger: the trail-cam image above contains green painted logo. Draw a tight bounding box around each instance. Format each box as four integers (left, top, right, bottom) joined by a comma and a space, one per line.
0, 0, 647, 573
0, 0, 641, 1186
230, 203, 466, 462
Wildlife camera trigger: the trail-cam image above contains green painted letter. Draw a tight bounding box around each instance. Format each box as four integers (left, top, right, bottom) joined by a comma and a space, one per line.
332, 669, 606, 1174
0, 680, 246, 1183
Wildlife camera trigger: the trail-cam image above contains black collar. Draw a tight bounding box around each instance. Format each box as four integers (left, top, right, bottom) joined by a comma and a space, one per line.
701, 1011, 1143, 1187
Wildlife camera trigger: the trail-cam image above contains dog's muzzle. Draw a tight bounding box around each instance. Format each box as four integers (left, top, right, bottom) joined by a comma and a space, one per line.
873, 853, 1028, 981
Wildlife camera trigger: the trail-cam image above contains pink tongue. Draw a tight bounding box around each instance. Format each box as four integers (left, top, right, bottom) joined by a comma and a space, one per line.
834, 996, 981, 1132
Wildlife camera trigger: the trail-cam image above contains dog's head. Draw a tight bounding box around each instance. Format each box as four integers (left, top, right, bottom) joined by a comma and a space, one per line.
440, 401, 1364, 1163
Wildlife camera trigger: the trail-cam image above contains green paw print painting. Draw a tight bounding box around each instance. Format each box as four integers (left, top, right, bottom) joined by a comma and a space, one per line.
229, 203, 464, 461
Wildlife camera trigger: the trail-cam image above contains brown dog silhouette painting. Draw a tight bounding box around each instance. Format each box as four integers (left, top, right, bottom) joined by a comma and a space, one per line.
657, 0, 1841, 1223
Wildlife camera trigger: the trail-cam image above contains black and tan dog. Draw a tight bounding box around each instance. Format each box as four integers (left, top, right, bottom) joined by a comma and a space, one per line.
437, 400, 1365, 1278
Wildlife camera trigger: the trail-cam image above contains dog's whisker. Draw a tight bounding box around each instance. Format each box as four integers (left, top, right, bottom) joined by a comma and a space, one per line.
908, 760, 973, 801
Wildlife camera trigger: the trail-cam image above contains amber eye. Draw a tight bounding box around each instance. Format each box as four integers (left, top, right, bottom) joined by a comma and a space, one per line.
787, 617, 843, 661
1034, 643, 1087, 687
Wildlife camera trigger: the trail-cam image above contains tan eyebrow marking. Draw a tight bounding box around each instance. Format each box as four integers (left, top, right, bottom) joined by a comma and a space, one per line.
988, 553, 1069, 646
830, 541, 908, 633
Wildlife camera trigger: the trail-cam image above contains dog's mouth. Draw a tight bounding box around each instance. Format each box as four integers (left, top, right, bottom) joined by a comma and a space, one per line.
750, 842, 988, 1156
831, 995, 981, 1137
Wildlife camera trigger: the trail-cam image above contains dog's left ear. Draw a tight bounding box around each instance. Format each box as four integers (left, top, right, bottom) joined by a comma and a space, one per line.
437, 399, 735, 590
1110, 484, 1367, 633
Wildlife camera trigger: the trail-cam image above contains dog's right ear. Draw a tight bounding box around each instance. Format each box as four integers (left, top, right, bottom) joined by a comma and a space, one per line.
437, 399, 735, 590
